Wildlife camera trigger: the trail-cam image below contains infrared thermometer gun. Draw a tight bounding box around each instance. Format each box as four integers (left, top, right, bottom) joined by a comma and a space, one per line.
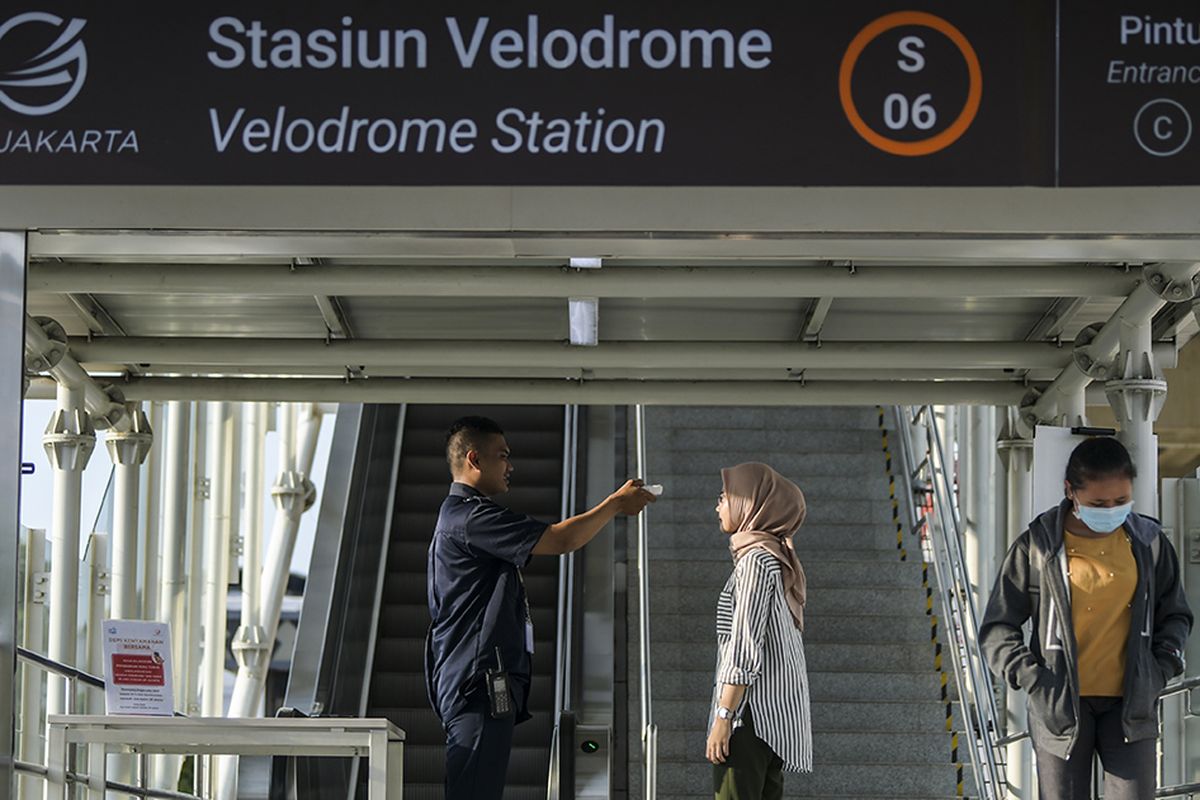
645, 484, 664, 496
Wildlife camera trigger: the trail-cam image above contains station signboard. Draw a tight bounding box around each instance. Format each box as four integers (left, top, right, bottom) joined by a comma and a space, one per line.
0, 2, 1188, 186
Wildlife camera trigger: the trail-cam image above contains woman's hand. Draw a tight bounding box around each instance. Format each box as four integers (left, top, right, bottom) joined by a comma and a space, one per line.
706, 718, 733, 764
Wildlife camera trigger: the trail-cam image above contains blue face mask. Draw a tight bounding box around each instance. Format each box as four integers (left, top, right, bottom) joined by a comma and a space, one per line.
1074, 501, 1133, 533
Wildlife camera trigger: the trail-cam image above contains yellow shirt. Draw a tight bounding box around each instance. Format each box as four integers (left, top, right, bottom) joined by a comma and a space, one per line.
1065, 528, 1137, 697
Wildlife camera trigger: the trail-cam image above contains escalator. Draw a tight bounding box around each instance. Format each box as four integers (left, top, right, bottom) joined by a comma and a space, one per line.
285, 404, 570, 800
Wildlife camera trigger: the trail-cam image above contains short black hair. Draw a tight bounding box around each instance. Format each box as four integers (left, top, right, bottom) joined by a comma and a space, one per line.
446, 416, 505, 474
1065, 436, 1136, 490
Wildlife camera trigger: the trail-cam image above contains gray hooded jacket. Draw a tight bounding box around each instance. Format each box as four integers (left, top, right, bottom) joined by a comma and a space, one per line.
980, 499, 1192, 759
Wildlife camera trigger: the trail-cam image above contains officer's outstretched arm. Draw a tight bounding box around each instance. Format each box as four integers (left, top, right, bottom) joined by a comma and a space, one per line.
532, 479, 655, 555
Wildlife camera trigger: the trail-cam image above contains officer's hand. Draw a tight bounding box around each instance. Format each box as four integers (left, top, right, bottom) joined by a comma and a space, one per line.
609, 479, 657, 515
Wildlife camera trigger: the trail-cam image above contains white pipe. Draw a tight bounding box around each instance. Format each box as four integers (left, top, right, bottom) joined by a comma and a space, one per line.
99, 377, 1032, 406
149, 401, 190, 792
30, 263, 1140, 298
19, 528, 46, 800
82, 534, 108, 715
70, 337, 1088, 370
104, 403, 150, 795
963, 408, 998, 618
1027, 263, 1199, 426
998, 414, 1034, 800
202, 402, 233, 717
184, 403, 206, 717
240, 403, 266, 631
25, 315, 127, 431
279, 402, 297, 475
142, 402, 164, 619
1110, 317, 1162, 515
106, 404, 152, 620
43, 382, 94, 730
159, 402, 191, 668
261, 404, 321, 660
216, 405, 322, 800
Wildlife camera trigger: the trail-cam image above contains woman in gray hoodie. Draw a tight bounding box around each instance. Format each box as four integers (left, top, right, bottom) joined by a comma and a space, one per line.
980, 437, 1192, 800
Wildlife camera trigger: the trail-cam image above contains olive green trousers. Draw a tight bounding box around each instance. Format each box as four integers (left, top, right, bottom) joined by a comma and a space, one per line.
712, 708, 784, 800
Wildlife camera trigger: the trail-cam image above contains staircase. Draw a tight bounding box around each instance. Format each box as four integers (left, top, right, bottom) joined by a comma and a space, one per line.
366, 405, 565, 800
628, 406, 968, 800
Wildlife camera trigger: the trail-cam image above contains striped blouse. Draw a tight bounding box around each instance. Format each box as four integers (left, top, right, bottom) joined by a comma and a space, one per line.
711, 548, 813, 773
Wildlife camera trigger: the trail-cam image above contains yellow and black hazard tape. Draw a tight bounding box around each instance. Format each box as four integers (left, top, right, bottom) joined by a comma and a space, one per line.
876, 406, 963, 797
877, 407, 907, 562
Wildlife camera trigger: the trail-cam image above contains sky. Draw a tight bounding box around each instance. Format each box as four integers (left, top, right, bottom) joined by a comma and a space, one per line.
19, 399, 337, 581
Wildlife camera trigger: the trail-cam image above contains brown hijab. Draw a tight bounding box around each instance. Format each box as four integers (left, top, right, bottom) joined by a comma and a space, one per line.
722, 462, 808, 631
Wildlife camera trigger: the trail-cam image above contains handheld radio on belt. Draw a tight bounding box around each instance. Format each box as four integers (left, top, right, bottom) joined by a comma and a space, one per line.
486, 646, 514, 718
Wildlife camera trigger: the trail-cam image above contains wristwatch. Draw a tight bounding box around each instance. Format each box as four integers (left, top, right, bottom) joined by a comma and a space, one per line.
715, 706, 735, 720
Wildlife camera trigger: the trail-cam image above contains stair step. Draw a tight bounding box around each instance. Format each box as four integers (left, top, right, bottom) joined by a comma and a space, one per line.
645, 475, 889, 503
646, 427, 887, 454
644, 498, 895, 526
365, 706, 553, 747
374, 636, 557, 675
653, 728, 958, 764
649, 670, 956, 702
642, 522, 907, 552
401, 426, 563, 457
651, 546, 908, 563
403, 743, 548, 784
649, 699, 963, 735
643, 585, 932, 617
645, 407, 884, 431
648, 612, 938, 645
644, 559, 927, 589
653, 761, 971, 797
400, 785, 546, 800
375, 603, 557, 640
395, 483, 561, 518
384, 571, 559, 606
646, 641, 938, 673
401, 454, 563, 484
385, 541, 560, 576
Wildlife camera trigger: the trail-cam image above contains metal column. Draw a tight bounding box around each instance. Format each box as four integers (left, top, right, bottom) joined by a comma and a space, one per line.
152, 401, 191, 791
202, 402, 234, 718
142, 402, 164, 619
18, 529, 46, 800
216, 403, 270, 800
106, 403, 152, 620
1, 231, 24, 800
963, 407, 999, 615
1106, 316, 1166, 516
43, 380, 95, 723
998, 411, 1034, 800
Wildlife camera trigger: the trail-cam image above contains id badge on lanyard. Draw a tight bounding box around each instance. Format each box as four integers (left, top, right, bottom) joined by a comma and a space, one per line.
517, 570, 534, 654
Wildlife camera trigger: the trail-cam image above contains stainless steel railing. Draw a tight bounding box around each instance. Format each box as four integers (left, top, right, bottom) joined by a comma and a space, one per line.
15, 646, 202, 799
998, 675, 1200, 798
894, 405, 1006, 800
634, 404, 657, 800
548, 404, 580, 800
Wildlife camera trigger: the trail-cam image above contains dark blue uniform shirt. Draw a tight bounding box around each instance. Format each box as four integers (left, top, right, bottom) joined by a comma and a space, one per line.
425, 482, 548, 724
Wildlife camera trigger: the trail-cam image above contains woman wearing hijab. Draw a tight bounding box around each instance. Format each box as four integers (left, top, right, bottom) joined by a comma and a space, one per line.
706, 462, 813, 799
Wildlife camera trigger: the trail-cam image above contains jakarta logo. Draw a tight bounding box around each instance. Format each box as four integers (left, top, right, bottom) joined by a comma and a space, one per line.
0, 12, 87, 116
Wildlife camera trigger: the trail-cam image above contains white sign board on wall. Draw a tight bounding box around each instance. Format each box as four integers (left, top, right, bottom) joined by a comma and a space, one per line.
101, 620, 175, 716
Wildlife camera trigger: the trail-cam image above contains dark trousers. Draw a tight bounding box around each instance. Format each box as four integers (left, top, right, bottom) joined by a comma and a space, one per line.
713, 708, 785, 800
1035, 697, 1156, 800
444, 694, 515, 800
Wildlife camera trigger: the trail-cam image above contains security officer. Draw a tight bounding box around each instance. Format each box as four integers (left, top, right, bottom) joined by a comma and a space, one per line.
425, 415, 655, 800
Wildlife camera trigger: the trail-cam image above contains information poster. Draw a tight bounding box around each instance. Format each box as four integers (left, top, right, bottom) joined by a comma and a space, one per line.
101, 620, 175, 716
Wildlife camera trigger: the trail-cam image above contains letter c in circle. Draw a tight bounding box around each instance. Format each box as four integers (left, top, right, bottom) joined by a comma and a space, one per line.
1155, 115, 1174, 141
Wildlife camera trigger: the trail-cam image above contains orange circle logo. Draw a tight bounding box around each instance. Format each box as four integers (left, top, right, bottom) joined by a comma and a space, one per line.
838, 11, 982, 157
